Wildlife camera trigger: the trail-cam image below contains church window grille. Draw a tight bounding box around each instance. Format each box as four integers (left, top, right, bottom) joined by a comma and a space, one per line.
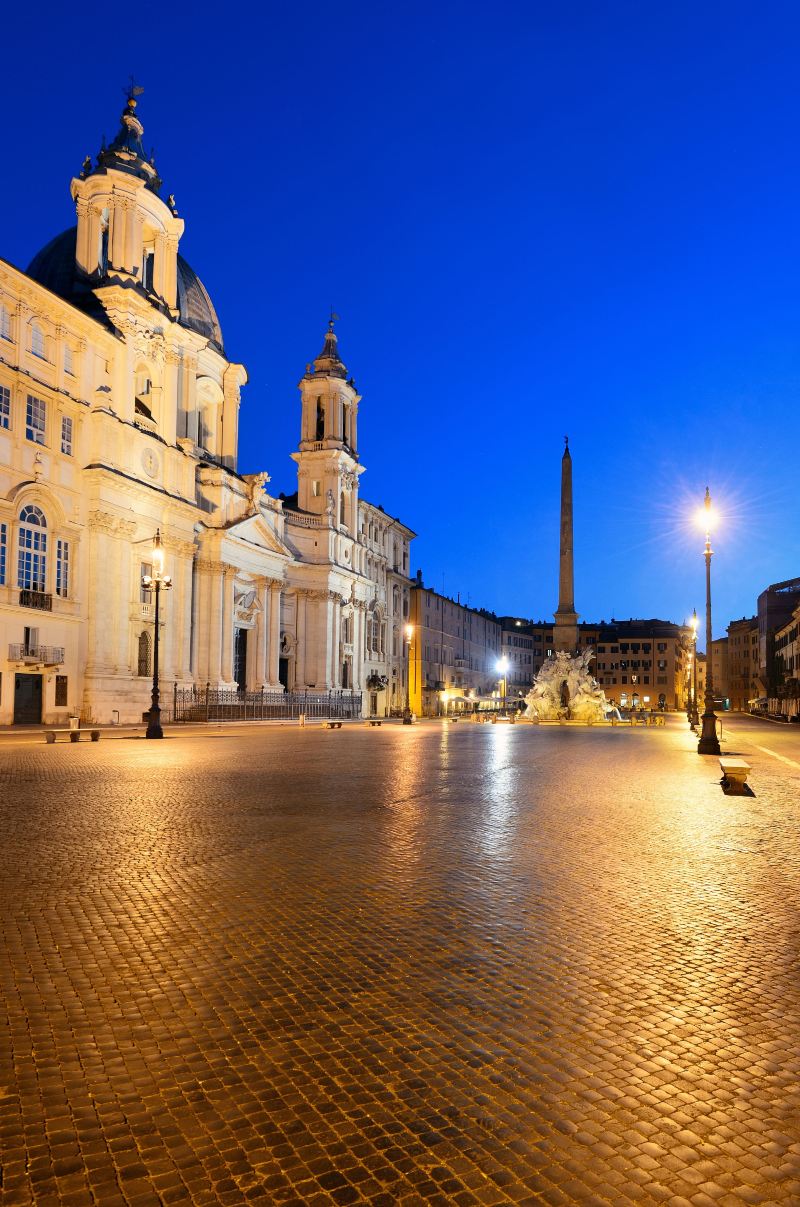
137, 631, 151, 676
26, 395, 47, 445
56, 540, 70, 598
17, 506, 47, 592
55, 675, 68, 707
0, 384, 9, 429
30, 323, 46, 359
61, 416, 73, 456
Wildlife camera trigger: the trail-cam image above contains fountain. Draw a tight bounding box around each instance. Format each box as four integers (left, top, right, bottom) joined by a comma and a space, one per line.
524, 647, 615, 722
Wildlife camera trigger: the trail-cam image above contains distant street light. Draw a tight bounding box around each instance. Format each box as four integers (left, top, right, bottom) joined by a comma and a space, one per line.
689, 608, 700, 729
403, 623, 414, 724
696, 490, 721, 755
496, 656, 509, 716
142, 529, 172, 739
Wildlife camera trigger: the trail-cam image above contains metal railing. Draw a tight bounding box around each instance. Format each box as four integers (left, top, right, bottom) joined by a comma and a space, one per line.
19, 589, 52, 611
8, 643, 65, 664
171, 685, 363, 723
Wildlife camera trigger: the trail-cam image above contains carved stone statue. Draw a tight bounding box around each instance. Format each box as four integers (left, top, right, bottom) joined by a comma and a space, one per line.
524, 647, 612, 722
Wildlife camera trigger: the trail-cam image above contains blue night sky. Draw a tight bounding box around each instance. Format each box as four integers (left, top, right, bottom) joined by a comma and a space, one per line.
4, 1, 799, 641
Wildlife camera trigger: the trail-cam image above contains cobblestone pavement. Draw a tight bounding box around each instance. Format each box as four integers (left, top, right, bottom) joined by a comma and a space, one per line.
1, 717, 799, 1206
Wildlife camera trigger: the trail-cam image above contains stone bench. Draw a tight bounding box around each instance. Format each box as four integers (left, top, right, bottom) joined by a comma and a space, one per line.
45, 729, 101, 743
323, 721, 343, 729
719, 757, 750, 793
366, 719, 382, 727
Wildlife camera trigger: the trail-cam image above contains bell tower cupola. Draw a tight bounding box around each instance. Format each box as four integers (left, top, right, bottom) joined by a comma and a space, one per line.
70, 83, 184, 314
292, 317, 364, 526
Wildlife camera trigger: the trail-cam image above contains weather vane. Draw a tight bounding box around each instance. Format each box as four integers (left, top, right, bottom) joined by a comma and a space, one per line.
124, 76, 145, 103
329, 307, 340, 331
564, 434, 569, 448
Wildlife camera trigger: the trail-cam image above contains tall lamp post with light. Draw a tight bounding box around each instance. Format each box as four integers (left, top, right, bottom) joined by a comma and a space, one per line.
403, 623, 414, 724
697, 490, 720, 755
689, 608, 700, 729
142, 529, 172, 739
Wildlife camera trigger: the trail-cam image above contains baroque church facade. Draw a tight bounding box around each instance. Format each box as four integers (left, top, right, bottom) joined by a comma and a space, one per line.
0, 92, 413, 725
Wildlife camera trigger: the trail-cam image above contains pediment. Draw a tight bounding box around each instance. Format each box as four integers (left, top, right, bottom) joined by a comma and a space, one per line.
227, 513, 291, 557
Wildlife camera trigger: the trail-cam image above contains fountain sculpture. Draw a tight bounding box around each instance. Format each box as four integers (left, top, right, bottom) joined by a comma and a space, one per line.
524, 647, 613, 722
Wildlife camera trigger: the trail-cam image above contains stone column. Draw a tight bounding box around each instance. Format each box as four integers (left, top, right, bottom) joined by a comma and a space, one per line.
255, 578, 270, 687
269, 583, 282, 687
220, 568, 234, 684
295, 592, 307, 687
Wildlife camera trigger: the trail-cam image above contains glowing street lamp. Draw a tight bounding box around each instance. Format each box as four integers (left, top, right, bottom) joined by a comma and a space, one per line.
496, 655, 509, 716
141, 528, 172, 739
696, 489, 720, 755
403, 623, 414, 724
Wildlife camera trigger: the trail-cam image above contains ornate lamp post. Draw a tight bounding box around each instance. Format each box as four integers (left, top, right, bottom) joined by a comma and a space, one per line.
697, 489, 720, 755
403, 623, 414, 724
689, 608, 700, 729
496, 656, 509, 716
141, 529, 172, 739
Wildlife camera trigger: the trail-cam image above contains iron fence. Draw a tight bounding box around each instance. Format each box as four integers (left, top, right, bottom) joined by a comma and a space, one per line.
171, 685, 363, 723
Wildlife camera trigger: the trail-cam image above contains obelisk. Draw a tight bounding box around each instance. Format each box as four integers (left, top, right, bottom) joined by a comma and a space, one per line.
553, 437, 579, 653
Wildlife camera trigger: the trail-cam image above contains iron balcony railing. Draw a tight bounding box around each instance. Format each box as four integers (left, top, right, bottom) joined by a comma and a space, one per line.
171, 686, 363, 723
8, 644, 65, 665
19, 589, 53, 611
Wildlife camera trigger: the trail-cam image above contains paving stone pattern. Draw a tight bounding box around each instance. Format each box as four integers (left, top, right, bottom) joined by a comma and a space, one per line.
0, 719, 799, 1205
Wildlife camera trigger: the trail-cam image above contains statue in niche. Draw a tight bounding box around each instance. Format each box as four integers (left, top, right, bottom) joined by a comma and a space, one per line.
325, 489, 335, 517
560, 680, 570, 711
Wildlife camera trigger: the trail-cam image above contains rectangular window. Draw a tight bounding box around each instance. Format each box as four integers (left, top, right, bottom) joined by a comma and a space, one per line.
56, 540, 70, 598
61, 415, 73, 456
26, 394, 46, 445
64, 345, 74, 375
311, 480, 321, 497
55, 675, 68, 706
0, 522, 5, 585
142, 249, 155, 292
0, 384, 9, 429
0, 308, 11, 340
140, 562, 152, 604
31, 325, 45, 359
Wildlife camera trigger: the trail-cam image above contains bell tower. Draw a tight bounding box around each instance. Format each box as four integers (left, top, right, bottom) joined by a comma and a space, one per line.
70, 84, 184, 314
291, 319, 363, 530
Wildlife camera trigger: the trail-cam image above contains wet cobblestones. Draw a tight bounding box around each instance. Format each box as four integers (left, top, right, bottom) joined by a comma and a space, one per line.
0, 718, 799, 1204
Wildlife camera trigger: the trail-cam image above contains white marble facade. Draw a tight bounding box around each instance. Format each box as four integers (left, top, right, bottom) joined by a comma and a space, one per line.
0, 93, 413, 724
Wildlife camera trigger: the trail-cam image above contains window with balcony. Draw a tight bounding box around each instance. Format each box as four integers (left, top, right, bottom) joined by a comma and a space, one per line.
0, 384, 9, 429
18, 505, 47, 593
26, 395, 47, 445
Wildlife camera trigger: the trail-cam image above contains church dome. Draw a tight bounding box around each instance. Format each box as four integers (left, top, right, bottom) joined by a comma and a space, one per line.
26, 226, 224, 354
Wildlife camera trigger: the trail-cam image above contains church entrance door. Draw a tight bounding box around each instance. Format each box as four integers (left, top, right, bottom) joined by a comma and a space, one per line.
233, 628, 248, 692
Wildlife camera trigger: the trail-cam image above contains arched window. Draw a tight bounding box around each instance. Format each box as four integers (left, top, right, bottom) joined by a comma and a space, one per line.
98, 209, 110, 274
340, 491, 346, 525
30, 322, 45, 360
137, 631, 152, 677
17, 505, 47, 592
315, 398, 325, 440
